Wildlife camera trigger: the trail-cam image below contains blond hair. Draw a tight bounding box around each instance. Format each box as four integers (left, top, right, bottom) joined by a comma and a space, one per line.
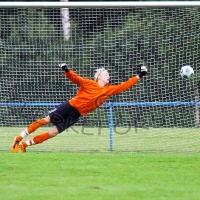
94, 67, 108, 81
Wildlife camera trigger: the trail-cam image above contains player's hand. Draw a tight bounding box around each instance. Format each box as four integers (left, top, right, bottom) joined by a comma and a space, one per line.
59, 63, 69, 72
138, 65, 147, 78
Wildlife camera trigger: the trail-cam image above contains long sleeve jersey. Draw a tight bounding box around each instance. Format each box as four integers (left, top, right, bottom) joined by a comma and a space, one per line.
64, 70, 139, 116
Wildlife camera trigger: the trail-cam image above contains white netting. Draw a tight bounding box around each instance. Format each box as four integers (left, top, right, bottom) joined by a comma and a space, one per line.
0, 7, 200, 152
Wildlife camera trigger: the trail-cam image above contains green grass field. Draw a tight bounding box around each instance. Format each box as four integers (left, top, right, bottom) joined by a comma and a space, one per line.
1, 127, 200, 199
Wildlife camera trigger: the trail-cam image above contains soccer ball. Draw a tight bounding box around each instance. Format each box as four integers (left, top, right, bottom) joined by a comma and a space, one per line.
180, 65, 194, 79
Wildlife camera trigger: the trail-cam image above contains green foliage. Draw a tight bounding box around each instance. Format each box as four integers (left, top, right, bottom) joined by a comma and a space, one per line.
1, 7, 200, 127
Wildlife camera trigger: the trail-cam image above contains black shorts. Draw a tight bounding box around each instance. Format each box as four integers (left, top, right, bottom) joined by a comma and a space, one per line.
48, 101, 81, 133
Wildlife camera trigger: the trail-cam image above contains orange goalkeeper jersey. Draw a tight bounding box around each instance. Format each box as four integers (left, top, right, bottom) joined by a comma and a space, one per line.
64, 70, 139, 116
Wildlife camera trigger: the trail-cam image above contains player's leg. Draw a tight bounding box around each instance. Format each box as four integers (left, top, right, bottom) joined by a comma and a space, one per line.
19, 125, 59, 153
18, 101, 81, 153
11, 116, 50, 153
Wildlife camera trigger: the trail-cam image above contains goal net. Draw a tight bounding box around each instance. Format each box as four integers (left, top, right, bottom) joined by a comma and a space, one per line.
1, 3, 200, 152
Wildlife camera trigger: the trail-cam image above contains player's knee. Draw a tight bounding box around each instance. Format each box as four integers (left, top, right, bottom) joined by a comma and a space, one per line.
49, 126, 59, 138
49, 132, 58, 138
44, 116, 51, 123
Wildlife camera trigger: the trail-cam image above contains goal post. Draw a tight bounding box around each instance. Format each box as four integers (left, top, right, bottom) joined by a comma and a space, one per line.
1, 2, 200, 152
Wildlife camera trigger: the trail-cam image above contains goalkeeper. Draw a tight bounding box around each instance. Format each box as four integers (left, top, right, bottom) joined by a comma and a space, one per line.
11, 64, 147, 153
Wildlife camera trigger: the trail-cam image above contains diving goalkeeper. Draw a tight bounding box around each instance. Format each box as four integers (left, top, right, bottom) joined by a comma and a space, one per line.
11, 64, 147, 153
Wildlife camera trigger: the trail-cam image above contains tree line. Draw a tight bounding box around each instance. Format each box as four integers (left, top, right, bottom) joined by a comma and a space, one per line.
0, 7, 200, 127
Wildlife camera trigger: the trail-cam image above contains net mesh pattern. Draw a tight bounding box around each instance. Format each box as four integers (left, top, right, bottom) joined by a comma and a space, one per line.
0, 7, 200, 152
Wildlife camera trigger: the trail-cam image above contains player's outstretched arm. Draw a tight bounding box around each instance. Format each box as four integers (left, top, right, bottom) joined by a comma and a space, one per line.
109, 65, 148, 95
58, 63, 88, 86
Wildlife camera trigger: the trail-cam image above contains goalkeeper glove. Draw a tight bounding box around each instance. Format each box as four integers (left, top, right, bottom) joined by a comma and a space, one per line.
59, 63, 69, 72
138, 65, 147, 78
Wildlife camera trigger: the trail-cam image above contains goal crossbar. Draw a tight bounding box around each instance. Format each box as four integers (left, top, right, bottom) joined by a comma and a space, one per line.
1, 1, 200, 8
